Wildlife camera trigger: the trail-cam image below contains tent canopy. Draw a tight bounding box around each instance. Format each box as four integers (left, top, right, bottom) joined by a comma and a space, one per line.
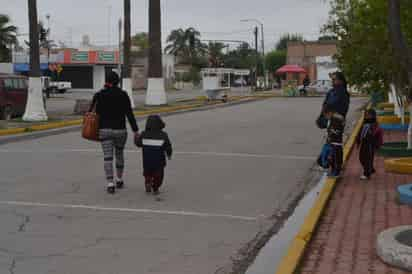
276, 64, 306, 74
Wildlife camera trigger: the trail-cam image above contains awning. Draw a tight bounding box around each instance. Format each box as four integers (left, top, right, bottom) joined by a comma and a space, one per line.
276, 64, 307, 74
14, 63, 49, 72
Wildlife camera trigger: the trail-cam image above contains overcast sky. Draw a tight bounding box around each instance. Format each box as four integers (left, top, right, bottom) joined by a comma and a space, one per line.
2, 0, 330, 50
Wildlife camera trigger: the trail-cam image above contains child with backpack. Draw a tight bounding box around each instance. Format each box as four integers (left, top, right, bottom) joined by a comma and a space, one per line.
357, 109, 383, 180
135, 115, 173, 195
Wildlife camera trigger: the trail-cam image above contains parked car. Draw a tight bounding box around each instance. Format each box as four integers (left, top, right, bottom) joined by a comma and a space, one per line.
0, 74, 28, 120
298, 80, 332, 94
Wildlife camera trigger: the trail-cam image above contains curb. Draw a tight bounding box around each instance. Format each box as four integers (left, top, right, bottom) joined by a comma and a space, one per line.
275, 107, 365, 274
0, 95, 277, 141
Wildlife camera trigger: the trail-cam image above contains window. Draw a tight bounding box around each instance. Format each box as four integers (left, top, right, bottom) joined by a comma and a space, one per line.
4, 79, 13, 89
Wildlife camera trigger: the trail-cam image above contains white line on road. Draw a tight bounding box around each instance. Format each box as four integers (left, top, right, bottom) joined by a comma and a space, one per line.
0, 149, 315, 160
0, 201, 260, 222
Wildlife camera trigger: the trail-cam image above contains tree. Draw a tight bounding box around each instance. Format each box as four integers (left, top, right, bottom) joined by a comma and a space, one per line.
146, 0, 167, 105
275, 33, 303, 51
207, 42, 225, 67
131, 32, 149, 52
165, 27, 207, 65
265, 50, 286, 73
0, 14, 17, 62
123, 0, 135, 108
388, 0, 412, 148
23, 0, 47, 121
318, 35, 338, 41
223, 42, 257, 69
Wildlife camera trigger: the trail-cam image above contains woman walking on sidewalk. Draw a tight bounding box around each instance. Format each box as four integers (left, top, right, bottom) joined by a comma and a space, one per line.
90, 72, 139, 194
322, 72, 350, 177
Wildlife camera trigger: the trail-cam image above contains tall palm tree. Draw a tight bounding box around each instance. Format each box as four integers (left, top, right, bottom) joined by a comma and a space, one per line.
123, 0, 135, 108
146, 0, 167, 105
165, 27, 206, 64
23, 0, 48, 121
207, 42, 225, 67
0, 14, 17, 62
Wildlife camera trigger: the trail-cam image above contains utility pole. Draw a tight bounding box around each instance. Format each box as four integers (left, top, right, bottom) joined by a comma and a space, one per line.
260, 24, 266, 89
118, 18, 122, 84
254, 26, 259, 91
123, 0, 135, 108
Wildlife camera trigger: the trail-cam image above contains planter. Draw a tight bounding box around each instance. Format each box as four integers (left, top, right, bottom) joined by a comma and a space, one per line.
378, 115, 410, 124
398, 184, 412, 205
380, 124, 409, 131
378, 102, 395, 109
385, 157, 412, 174
378, 142, 412, 157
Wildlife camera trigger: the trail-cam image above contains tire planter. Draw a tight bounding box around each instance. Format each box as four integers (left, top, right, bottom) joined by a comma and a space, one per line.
398, 184, 412, 205
378, 115, 410, 124
377, 226, 412, 271
378, 102, 395, 109
380, 124, 409, 131
378, 142, 412, 157
385, 158, 412, 174
377, 111, 410, 116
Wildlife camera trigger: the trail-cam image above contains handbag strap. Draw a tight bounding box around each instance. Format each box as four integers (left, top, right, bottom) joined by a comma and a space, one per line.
89, 93, 99, 113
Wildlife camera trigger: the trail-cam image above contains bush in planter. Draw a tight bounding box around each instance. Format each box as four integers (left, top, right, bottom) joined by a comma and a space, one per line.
378, 142, 412, 157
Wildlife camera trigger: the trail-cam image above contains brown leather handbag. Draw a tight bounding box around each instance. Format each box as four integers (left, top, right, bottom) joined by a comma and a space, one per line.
82, 99, 100, 141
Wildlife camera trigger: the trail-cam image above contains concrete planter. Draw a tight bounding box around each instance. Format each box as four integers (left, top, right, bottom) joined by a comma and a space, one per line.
397, 184, 412, 205
378, 115, 410, 124
377, 226, 412, 271
378, 102, 395, 109
378, 142, 412, 157
380, 124, 409, 131
385, 158, 412, 174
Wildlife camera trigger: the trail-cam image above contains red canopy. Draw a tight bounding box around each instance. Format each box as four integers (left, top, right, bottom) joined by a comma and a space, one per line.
276, 64, 307, 74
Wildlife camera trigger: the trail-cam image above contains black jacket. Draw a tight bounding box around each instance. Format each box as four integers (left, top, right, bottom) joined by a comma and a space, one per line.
323, 85, 350, 117
91, 87, 138, 132
136, 115, 172, 172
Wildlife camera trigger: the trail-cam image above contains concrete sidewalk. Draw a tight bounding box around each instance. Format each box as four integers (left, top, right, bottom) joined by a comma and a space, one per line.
298, 131, 412, 274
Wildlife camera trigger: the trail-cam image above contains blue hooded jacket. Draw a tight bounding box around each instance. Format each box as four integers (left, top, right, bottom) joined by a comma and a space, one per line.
323, 85, 350, 117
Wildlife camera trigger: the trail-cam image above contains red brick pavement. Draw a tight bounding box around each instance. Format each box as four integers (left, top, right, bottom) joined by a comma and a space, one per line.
299, 131, 412, 274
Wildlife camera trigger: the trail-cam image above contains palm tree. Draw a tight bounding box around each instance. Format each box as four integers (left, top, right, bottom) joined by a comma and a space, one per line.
0, 14, 17, 62
207, 42, 225, 67
146, 0, 167, 105
165, 27, 206, 65
23, 0, 48, 121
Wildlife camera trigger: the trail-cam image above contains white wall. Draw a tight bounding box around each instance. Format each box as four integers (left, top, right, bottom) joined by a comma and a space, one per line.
316, 56, 338, 81
93, 65, 106, 91
0, 63, 13, 74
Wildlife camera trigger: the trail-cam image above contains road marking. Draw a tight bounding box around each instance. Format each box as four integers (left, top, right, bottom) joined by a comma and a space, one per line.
0, 149, 315, 160
0, 201, 259, 222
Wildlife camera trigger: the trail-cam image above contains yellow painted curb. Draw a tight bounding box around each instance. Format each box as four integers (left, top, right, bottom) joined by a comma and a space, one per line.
384, 157, 412, 174
378, 115, 409, 124
275, 107, 366, 274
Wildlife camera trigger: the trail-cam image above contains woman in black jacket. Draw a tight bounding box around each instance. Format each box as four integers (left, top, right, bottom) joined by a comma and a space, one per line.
90, 72, 139, 194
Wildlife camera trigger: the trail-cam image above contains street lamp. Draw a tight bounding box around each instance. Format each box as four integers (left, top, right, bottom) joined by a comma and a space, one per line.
241, 19, 266, 89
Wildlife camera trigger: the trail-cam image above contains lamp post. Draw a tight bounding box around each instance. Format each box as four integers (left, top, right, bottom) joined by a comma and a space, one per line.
241, 19, 266, 89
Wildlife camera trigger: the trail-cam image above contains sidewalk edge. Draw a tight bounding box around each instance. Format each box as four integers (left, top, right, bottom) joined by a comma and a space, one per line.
275, 108, 365, 274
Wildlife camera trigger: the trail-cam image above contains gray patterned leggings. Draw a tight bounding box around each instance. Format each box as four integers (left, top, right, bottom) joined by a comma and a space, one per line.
99, 129, 128, 183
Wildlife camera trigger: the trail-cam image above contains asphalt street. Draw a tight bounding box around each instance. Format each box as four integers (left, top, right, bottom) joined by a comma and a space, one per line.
0, 97, 365, 274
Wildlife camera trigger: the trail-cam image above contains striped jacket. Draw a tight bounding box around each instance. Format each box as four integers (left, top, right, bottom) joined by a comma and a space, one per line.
136, 130, 172, 172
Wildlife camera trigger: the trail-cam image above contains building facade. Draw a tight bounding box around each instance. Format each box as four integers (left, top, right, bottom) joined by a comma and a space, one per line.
286, 41, 338, 84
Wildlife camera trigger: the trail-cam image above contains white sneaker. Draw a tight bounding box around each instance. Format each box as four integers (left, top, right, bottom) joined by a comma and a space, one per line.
360, 175, 368, 180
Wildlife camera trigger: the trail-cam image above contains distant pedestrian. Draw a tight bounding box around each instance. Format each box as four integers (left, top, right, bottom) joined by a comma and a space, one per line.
300, 75, 310, 96
322, 71, 350, 177
135, 115, 172, 195
357, 109, 383, 180
90, 71, 139, 194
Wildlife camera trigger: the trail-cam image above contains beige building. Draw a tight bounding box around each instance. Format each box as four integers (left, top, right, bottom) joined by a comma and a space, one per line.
286, 41, 338, 84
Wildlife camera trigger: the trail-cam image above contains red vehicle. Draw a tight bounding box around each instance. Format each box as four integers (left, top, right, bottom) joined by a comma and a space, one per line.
0, 74, 28, 120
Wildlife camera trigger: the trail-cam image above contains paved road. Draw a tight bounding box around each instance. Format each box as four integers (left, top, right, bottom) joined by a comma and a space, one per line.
0, 97, 365, 274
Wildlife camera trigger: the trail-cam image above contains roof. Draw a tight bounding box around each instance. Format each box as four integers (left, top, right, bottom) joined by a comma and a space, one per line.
276, 64, 307, 74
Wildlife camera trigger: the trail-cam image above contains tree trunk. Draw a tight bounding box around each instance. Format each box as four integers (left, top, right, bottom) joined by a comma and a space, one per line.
122, 0, 135, 108
23, 0, 48, 121
148, 0, 162, 78
146, 0, 166, 105
408, 104, 412, 149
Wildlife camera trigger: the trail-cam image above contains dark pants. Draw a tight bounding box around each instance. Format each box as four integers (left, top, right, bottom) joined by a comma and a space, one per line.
329, 145, 343, 176
144, 169, 164, 192
359, 144, 375, 177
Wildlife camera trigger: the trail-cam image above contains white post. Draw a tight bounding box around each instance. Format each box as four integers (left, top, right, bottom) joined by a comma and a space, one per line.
23, 77, 48, 121
391, 84, 401, 116
146, 78, 167, 105
122, 78, 135, 108
388, 92, 394, 103
408, 104, 412, 149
